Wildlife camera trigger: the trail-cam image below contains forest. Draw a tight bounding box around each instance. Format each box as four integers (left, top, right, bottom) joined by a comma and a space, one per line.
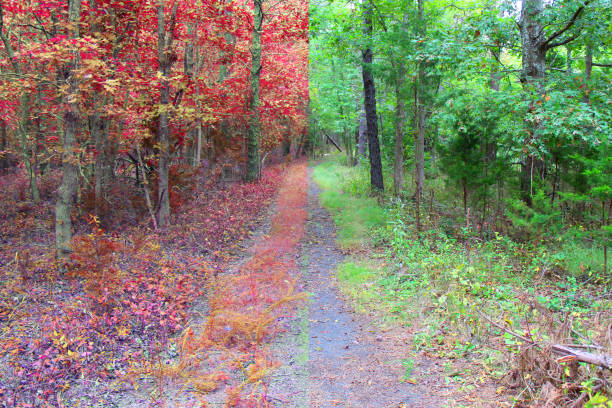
309, 0, 611, 406
0, 0, 610, 406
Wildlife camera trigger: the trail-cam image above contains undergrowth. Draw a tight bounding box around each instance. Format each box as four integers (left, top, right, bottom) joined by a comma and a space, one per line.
313, 161, 385, 249
147, 161, 309, 407
313, 155, 612, 408
0, 165, 283, 407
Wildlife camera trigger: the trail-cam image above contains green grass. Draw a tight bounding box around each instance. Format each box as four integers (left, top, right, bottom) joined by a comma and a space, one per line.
336, 261, 375, 284
313, 158, 386, 249
334, 261, 380, 312
559, 241, 607, 279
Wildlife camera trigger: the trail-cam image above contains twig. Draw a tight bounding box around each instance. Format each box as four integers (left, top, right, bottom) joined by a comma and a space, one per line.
559, 343, 606, 351
476, 308, 612, 369
136, 147, 158, 231
569, 382, 603, 408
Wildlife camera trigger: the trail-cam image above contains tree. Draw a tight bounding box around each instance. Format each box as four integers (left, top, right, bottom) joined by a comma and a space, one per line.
362, 0, 384, 192
437, 93, 503, 218
0, 0, 39, 203
517, 0, 592, 206
246, 0, 263, 181
55, 0, 83, 258
155, 0, 179, 228
414, 0, 426, 230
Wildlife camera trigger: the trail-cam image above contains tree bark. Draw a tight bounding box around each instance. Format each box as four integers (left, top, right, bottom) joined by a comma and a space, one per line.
56, 106, 79, 257
362, 3, 384, 192
585, 45, 593, 80
137, 147, 158, 230
246, 0, 263, 181
19, 94, 40, 203
518, 0, 547, 207
91, 113, 105, 219
55, 0, 82, 258
519, 0, 547, 90
156, 0, 178, 228
393, 71, 405, 195
414, 0, 426, 231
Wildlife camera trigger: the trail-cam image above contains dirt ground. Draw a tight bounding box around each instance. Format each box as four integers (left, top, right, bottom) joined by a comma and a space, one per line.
266, 168, 508, 408
109, 166, 507, 408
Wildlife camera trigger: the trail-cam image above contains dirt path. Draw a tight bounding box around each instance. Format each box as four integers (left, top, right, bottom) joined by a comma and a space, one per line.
112, 165, 460, 407
268, 169, 444, 408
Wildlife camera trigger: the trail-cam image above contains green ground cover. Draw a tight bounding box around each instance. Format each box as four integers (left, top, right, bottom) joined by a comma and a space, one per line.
313, 154, 612, 407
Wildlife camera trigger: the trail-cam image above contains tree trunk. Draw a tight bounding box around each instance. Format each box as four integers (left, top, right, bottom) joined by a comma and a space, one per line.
356, 110, 367, 160
486, 48, 500, 218
463, 181, 468, 218
519, 0, 547, 90
137, 147, 158, 230
102, 119, 114, 184
415, 81, 425, 230
89, 112, 106, 219
18, 94, 40, 203
195, 123, 202, 166
362, 4, 384, 192
414, 0, 426, 231
583, 45, 593, 104
156, 0, 178, 228
585, 45, 592, 80
33, 88, 48, 177
56, 106, 79, 257
393, 73, 405, 195
489, 49, 501, 91
55, 0, 81, 258
518, 0, 547, 207
0, 120, 7, 170
246, 0, 263, 181
345, 129, 354, 166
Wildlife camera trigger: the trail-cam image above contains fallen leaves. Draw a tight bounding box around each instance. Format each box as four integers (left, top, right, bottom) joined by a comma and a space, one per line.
0, 164, 285, 406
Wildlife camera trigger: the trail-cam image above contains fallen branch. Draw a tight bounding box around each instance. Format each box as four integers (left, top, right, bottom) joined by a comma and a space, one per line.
476, 308, 612, 369
322, 130, 343, 152
551, 344, 612, 369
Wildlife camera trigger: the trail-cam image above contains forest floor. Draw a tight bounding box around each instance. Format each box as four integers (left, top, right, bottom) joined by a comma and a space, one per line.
268, 168, 434, 407
110, 161, 508, 407
4, 159, 605, 407
264, 166, 508, 408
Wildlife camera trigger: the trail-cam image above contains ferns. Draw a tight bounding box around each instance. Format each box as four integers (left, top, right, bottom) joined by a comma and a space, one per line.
158, 161, 309, 405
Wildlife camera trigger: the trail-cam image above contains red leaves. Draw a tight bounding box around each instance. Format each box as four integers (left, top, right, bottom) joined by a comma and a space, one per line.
1, 0, 307, 159
168, 165, 283, 252
165, 161, 309, 404
0, 159, 290, 405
